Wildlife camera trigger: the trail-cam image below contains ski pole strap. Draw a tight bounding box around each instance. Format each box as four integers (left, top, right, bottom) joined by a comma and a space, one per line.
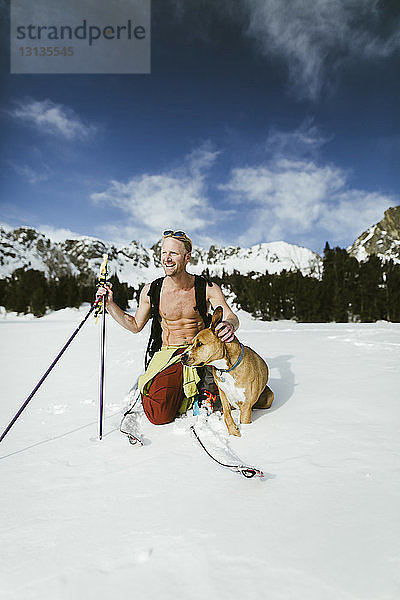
190, 425, 264, 479
95, 253, 112, 319
98, 258, 109, 287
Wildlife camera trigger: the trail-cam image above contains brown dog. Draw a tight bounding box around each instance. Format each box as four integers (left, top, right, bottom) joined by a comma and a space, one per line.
181, 306, 274, 436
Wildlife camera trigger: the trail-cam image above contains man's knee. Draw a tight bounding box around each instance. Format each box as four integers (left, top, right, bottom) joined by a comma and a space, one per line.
141, 392, 178, 425
141, 362, 184, 425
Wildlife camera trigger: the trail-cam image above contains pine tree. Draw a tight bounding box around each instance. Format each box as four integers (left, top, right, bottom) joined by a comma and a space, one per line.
30, 287, 46, 317
109, 274, 130, 311
358, 255, 385, 321
385, 261, 400, 322
0, 278, 8, 309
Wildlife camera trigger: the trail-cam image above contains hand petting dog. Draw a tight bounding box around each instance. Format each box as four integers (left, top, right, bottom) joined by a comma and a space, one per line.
215, 321, 235, 343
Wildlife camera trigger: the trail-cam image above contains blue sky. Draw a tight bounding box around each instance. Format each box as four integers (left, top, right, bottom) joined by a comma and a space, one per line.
0, 0, 399, 255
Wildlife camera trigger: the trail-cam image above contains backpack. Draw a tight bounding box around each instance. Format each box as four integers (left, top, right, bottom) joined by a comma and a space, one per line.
144, 275, 213, 368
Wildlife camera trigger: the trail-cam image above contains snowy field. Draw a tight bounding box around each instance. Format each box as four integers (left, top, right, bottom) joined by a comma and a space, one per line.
1, 306, 399, 600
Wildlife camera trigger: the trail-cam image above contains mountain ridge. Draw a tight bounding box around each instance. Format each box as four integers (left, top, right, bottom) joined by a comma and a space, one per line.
0, 226, 322, 286
348, 206, 400, 263
1, 206, 399, 287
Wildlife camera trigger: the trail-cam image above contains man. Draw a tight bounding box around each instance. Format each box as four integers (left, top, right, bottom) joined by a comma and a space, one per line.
97, 230, 239, 425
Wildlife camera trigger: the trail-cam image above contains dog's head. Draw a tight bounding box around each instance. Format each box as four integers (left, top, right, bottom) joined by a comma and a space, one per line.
181, 306, 227, 367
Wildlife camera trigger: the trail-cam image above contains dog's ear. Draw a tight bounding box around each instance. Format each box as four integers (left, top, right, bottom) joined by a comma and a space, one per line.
210, 306, 223, 332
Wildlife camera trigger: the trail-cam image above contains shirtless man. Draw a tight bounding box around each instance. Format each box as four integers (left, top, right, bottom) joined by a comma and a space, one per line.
98, 230, 239, 425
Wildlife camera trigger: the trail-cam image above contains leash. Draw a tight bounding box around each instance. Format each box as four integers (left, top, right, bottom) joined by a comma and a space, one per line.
190, 425, 264, 479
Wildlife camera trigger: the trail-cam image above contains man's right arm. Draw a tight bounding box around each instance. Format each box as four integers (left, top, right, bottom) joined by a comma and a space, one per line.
99, 283, 151, 333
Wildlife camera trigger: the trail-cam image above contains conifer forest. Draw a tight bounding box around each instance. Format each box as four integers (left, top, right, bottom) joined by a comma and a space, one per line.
1, 244, 399, 322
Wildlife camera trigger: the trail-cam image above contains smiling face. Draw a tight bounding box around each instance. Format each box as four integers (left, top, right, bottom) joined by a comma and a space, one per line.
161, 237, 191, 277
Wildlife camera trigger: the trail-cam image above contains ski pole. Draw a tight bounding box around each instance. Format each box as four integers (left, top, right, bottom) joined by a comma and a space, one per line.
95, 254, 109, 441
0, 298, 101, 445
98, 290, 106, 440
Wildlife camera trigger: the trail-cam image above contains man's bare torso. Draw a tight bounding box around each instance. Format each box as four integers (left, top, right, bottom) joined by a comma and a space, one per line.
97, 236, 238, 345
159, 275, 205, 346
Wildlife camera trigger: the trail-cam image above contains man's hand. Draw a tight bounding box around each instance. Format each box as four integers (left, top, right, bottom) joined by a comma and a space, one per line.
215, 321, 235, 343
96, 284, 113, 306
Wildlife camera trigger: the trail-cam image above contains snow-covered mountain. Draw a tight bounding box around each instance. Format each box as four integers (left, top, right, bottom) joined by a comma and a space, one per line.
348, 205, 400, 264
0, 225, 322, 286
3, 206, 399, 287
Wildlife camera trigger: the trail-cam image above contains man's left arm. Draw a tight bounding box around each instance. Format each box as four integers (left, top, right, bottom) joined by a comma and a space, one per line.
206, 283, 239, 343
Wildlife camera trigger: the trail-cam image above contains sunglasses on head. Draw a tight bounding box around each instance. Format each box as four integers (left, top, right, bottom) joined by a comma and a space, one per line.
163, 230, 187, 238
163, 230, 192, 253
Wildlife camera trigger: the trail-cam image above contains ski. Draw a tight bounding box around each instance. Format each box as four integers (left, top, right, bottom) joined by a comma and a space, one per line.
119, 379, 262, 473
190, 424, 264, 479
120, 378, 144, 446
127, 433, 144, 446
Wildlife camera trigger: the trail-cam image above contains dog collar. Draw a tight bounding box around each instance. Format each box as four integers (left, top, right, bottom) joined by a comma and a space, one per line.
216, 343, 244, 378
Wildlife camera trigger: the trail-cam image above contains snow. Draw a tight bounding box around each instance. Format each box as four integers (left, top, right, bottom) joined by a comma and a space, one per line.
1, 308, 399, 600
190, 241, 321, 278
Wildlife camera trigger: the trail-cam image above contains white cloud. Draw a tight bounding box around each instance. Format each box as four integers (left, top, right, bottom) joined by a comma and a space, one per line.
10, 99, 97, 140
90, 132, 397, 250
38, 225, 92, 243
319, 191, 395, 240
243, 0, 400, 100
186, 145, 220, 176
265, 118, 329, 160
91, 145, 226, 245
0, 221, 82, 242
0, 221, 97, 243
8, 161, 50, 184
220, 156, 396, 247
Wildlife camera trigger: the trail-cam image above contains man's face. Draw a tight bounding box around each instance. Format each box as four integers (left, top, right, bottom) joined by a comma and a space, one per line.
161, 237, 191, 276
